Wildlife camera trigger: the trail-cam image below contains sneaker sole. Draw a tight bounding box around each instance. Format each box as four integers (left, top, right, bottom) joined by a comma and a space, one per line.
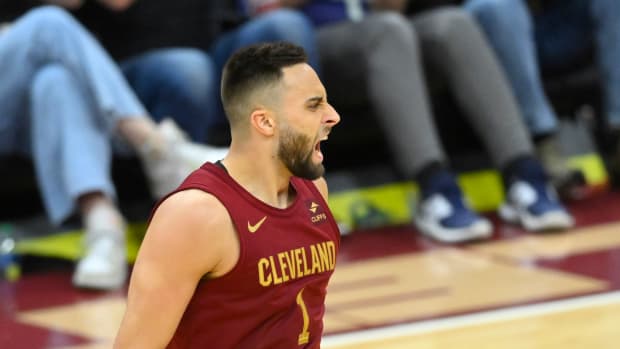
73, 267, 127, 290
414, 217, 493, 244
499, 204, 575, 232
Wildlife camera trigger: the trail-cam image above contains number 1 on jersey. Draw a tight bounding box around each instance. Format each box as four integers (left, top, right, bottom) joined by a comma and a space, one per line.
296, 288, 310, 345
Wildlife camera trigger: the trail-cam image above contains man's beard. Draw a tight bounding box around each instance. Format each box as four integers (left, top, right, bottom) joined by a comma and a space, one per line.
278, 126, 324, 180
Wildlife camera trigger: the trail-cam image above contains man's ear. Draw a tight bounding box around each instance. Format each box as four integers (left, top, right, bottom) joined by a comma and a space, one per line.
250, 107, 276, 136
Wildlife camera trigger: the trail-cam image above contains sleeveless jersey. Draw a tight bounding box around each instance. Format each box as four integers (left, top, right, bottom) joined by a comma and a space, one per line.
164, 163, 340, 349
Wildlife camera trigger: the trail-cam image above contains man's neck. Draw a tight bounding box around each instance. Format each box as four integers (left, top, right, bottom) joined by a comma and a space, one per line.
221, 150, 295, 209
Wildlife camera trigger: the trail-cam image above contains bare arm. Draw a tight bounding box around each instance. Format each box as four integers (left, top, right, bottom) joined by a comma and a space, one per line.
114, 190, 235, 348
43, 0, 135, 11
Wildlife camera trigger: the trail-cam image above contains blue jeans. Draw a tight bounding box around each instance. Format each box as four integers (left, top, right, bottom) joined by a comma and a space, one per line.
0, 7, 146, 224
209, 8, 318, 128
121, 48, 217, 142
465, 0, 620, 133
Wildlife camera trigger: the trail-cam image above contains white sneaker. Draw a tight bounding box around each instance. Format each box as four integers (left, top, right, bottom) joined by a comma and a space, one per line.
499, 180, 574, 232
415, 193, 492, 244
141, 118, 229, 198
73, 234, 127, 290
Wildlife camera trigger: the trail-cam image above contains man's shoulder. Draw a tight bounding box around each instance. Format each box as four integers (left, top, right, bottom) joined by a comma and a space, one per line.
156, 189, 230, 226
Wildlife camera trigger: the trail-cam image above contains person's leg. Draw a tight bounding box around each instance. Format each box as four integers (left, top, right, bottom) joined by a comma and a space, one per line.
121, 48, 217, 142
412, 7, 533, 169
585, 0, 620, 177
18, 7, 226, 197
5, 7, 149, 128
588, 0, 620, 129
464, 0, 558, 136
30, 64, 127, 289
414, 7, 573, 232
0, 6, 151, 203
465, 0, 587, 197
30, 64, 115, 225
318, 13, 444, 178
316, 13, 491, 243
0, 6, 142, 154
530, 0, 599, 190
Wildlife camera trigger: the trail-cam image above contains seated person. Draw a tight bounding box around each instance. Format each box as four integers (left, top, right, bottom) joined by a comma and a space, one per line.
265, 0, 574, 242
0, 6, 227, 289
464, 0, 616, 185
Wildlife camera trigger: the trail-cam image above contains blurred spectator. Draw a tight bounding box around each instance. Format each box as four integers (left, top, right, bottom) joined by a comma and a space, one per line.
70, 0, 319, 146
56, 0, 220, 143
269, 0, 574, 242
1, 0, 218, 142
0, 6, 227, 289
1, 0, 318, 145
464, 0, 616, 186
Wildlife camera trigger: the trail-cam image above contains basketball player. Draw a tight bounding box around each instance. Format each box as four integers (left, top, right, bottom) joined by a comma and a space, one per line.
114, 42, 341, 348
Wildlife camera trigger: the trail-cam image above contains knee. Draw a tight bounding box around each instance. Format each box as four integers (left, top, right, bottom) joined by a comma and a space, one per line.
19, 5, 85, 47
418, 7, 479, 43
464, 0, 528, 25
365, 12, 417, 45
21, 6, 78, 32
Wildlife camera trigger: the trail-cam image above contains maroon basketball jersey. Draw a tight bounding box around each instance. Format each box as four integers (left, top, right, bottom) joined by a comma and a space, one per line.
163, 163, 340, 349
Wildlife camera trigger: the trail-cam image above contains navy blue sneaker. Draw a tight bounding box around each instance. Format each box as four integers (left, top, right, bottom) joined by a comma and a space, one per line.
499, 158, 574, 231
415, 171, 492, 243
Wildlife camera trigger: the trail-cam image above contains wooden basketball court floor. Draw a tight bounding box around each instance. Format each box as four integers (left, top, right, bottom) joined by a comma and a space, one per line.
2, 191, 620, 348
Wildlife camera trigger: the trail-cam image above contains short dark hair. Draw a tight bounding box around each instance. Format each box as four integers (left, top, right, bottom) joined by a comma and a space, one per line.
221, 42, 308, 126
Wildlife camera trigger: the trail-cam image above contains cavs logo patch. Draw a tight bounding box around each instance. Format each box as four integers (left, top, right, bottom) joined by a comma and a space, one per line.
306, 200, 327, 225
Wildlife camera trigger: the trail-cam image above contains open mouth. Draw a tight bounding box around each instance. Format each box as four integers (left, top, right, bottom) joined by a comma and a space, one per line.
314, 137, 327, 162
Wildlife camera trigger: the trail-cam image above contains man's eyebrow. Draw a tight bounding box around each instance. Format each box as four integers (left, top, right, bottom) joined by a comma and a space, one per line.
306, 96, 324, 104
